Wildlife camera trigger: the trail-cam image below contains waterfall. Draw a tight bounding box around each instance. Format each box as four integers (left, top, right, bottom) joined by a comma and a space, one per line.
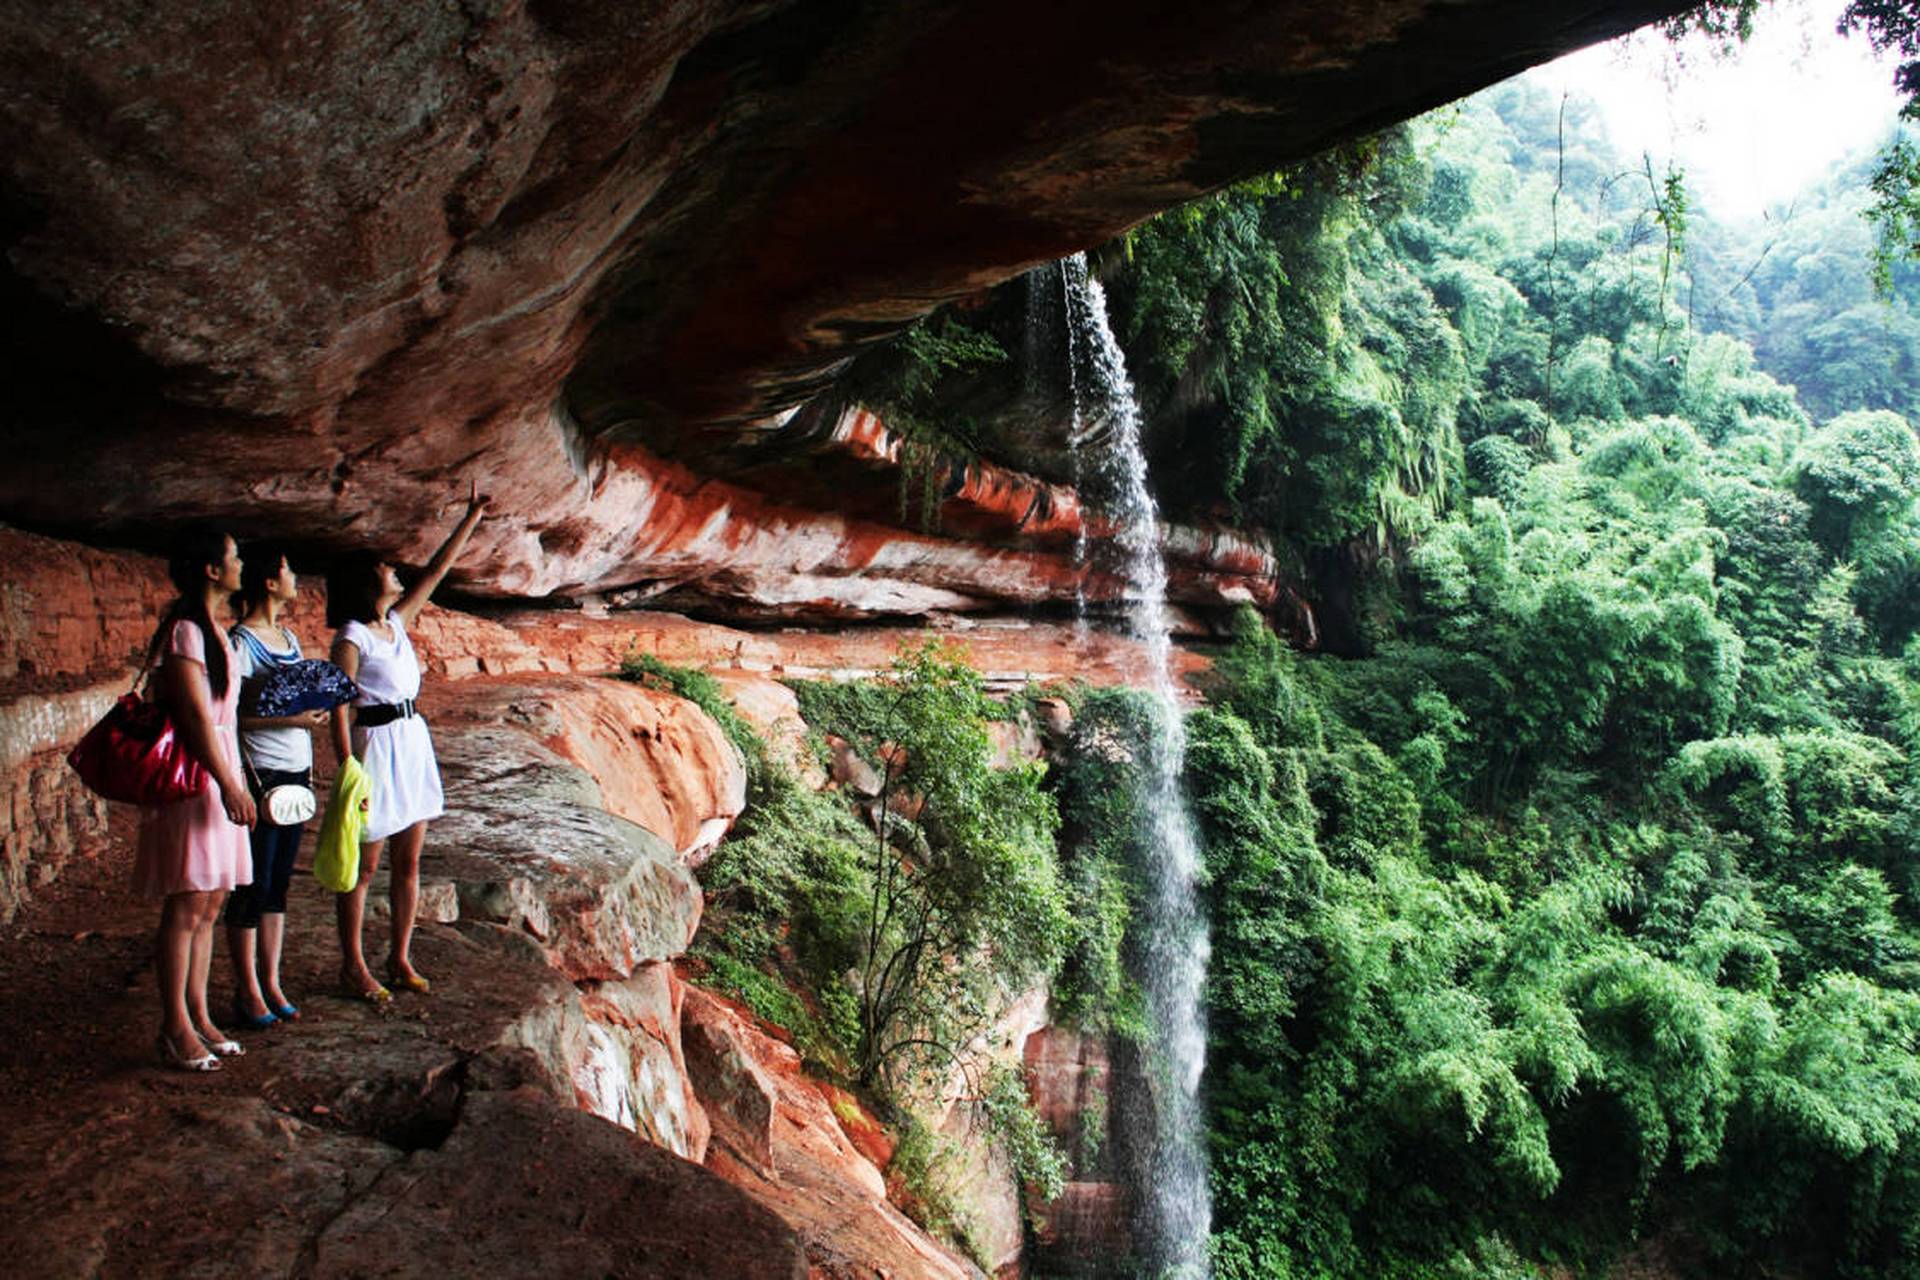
1060, 252, 1213, 1278
1027, 262, 1092, 628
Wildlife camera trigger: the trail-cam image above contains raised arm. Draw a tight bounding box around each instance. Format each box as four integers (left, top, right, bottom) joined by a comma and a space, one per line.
329, 635, 361, 767
164, 650, 256, 829
394, 480, 489, 627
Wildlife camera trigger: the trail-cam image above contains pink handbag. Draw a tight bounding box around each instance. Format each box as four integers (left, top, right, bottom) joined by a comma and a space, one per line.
67, 690, 210, 806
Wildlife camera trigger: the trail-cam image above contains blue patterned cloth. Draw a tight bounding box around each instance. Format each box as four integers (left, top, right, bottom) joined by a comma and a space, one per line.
252, 658, 358, 716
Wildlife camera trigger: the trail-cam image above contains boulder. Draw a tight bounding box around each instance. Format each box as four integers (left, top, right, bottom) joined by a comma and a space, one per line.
434, 676, 748, 859
366, 873, 461, 925
681, 984, 781, 1173
678, 986, 980, 1278
709, 668, 828, 788
431, 725, 703, 981
577, 962, 711, 1162
825, 733, 886, 799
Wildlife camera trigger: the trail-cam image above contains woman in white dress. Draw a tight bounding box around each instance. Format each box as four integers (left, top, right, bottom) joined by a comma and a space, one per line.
326, 483, 487, 1000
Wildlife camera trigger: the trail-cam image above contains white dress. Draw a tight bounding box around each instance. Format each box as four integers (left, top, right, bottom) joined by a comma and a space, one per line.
338, 611, 444, 843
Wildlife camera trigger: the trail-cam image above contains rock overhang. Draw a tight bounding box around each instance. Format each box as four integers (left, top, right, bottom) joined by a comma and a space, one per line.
0, 0, 1691, 612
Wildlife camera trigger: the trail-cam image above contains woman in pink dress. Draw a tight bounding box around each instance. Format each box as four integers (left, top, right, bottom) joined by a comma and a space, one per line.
137, 529, 258, 1071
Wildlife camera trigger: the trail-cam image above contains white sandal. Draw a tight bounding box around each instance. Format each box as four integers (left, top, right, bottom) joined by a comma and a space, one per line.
158, 1033, 220, 1073
198, 1028, 244, 1058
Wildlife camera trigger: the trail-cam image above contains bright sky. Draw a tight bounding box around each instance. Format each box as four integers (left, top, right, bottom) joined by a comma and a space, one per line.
1527, 0, 1906, 221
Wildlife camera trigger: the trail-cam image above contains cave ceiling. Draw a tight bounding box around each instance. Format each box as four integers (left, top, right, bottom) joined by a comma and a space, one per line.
0, 0, 1689, 610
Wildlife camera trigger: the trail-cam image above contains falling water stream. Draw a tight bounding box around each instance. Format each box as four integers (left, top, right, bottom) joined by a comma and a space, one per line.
1060, 253, 1213, 1277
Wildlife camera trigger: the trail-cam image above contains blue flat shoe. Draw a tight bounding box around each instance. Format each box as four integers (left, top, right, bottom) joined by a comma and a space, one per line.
270, 999, 300, 1021
231, 997, 278, 1030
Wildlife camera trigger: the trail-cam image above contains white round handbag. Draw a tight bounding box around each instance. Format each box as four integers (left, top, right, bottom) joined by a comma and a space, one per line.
262, 782, 318, 826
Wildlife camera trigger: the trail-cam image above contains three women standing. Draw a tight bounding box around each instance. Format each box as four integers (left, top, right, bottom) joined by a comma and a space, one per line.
131, 489, 484, 1065
327, 486, 487, 1001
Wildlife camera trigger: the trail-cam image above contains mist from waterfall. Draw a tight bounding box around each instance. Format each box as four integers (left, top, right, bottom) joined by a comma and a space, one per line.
1059, 251, 1213, 1278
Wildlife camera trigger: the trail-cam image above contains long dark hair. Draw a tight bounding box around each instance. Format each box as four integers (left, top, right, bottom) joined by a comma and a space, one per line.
232, 540, 290, 618
326, 551, 385, 629
149, 527, 231, 698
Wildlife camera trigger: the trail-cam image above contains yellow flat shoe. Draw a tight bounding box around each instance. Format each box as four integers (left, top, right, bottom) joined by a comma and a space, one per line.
385, 969, 431, 995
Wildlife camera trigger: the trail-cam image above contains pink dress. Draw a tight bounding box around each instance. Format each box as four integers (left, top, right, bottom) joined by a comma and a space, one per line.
132, 620, 253, 896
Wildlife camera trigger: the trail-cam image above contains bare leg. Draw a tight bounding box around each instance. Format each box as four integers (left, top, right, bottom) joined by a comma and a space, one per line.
387, 822, 428, 985
227, 922, 268, 1018
337, 840, 385, 995
157, 893, 208, 1059
189, 891, 229, 1043
260, 912, 290, 1011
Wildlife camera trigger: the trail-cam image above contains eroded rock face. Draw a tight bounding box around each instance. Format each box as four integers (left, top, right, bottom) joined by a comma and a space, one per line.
0, 1, 1688, 614
432, 724, 704, 980
435, 676, 748, 859
1024, 1025, 1132, 1264
682, 986, 982, 1280
0, 527, 175, 921
924, 986, 1054, 1277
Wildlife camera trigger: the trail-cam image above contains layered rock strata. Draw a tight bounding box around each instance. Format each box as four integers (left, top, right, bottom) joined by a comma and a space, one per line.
0, 523, 1204, 922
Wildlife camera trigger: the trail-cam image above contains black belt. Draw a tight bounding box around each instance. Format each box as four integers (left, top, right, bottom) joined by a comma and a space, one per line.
356, 699, 417, 728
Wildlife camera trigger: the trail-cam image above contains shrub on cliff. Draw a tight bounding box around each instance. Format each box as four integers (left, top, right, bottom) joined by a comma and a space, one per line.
794, 639, 1069, 1093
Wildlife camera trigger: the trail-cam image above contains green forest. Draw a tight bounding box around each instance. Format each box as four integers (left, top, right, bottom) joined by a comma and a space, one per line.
1108, 78, 1920, 1277
659, 59, 1920, 1280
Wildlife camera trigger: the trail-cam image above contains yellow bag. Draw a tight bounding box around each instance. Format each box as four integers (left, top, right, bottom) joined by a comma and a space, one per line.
314, 757, 370, 892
